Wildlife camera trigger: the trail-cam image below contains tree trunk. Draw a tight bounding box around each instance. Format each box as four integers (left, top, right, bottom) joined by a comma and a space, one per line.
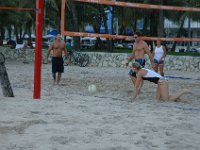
187, 16, 191, 51
149, 10, 158, 51
57, 12, 61, 33
8, 26, 12, 40
0, 27, 5, 45
171, 15, 186, 52
14, 26, 19, 44
157, 0, 164, 37
142, 15, 148, 35
100, 6, 110, 50
71, 1, 80, 50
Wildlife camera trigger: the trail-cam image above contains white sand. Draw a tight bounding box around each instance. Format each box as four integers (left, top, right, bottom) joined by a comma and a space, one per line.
0, 61, 200, 150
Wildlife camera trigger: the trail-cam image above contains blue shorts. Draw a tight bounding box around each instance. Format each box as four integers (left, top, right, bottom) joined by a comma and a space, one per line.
153, 59, 165, 65
52, 57, 64, 73
128, 59, 145, 77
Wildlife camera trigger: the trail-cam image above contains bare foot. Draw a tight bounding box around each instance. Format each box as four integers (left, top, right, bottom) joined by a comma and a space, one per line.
174, 98, 181, 102
182, 88, 192, 94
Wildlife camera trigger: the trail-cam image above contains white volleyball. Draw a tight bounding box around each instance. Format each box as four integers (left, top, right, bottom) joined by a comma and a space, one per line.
88, 84, 97, 93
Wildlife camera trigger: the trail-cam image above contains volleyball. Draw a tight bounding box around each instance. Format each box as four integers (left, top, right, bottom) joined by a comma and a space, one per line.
88, 84, 97, 93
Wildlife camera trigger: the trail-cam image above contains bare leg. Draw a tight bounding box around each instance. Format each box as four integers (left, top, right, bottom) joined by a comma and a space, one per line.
153, 64, 158, 72
156, 85, 161, 100
57, 73, 62, 84
52, 73, 56, 84
159, 64, 164, 76
169, 89, 192, 101
157, 81, 169, 101
130, 76, 136, 102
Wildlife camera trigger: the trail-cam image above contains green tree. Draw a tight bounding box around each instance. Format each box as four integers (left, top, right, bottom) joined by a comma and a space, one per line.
0, 0, 35, 43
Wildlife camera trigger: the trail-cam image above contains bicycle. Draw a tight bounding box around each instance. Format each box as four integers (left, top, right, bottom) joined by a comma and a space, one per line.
64, 49, 89, 67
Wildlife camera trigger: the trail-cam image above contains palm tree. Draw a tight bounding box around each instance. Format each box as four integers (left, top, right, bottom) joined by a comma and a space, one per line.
45, 0, 62, 33
0, 0, 36, 44
0, 0, 16, 40
164, 0, 200, 51
65, 1, 110, 50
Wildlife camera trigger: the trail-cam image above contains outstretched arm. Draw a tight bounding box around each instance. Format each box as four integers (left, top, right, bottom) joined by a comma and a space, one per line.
126, 50, 135, 67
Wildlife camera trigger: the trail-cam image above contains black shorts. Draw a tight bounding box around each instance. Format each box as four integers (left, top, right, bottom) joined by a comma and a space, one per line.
52, 57, 64, 73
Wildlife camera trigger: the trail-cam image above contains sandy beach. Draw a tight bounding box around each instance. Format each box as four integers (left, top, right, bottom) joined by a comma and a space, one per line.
0, 61, 200, 150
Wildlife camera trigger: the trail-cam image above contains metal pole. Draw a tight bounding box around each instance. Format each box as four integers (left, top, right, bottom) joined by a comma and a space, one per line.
33, 0, 44, 99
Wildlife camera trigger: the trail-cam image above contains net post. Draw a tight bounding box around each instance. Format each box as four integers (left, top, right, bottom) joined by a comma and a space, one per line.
33, 0, 44, 99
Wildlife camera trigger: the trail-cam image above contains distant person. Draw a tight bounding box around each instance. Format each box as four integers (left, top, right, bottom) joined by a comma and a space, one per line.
131, 62, 191, 102
125, 31, 154, 85
24, 40, 33, 49
7, 39, 16, 49
152, 40, 166, 76
46, 34, 68, 85
66, 42, 72, 51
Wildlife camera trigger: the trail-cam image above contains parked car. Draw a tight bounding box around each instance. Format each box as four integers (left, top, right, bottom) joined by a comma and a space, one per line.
186, 48, 200, 53
127, 43, 133, 49
15, 44, 24, 49
179, 48, 185, 52
189, 48, 197, 53
80, 37, 96, 49
194, 47, 200, 53
114, 43, 124, 48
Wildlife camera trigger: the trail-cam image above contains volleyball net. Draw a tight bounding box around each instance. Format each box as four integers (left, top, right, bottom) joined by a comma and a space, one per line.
61, 0, 200, 50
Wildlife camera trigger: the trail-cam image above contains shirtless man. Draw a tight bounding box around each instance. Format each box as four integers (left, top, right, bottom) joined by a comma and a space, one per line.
46, 34, 68, 84
126, 31, 153, 85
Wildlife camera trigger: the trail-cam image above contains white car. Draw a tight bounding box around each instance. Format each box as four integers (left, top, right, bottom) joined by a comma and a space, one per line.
195, 47, 200, 53
188, 48, 200, 53
114, 43, 123, 48
127, 43, 133, 49
15, 44, 24, 49
80, 37, 96, 49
